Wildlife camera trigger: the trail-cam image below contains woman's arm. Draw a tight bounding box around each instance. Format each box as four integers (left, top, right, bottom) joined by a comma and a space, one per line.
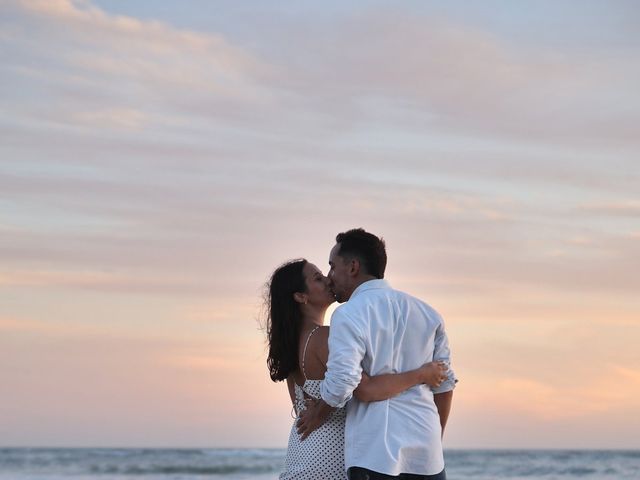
353, 361, 447, 402
286, 376, 296, 406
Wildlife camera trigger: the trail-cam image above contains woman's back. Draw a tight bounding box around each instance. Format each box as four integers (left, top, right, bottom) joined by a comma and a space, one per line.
281, 325, 347, 480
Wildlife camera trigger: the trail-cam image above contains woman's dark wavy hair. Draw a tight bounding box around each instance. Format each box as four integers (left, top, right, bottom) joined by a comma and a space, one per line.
265, 259, 308, 382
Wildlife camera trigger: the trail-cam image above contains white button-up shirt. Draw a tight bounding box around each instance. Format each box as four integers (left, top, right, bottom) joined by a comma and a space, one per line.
320, 279, 457, 476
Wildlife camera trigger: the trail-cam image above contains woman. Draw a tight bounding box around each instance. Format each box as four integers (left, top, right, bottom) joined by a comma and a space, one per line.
266, 259, 447, 480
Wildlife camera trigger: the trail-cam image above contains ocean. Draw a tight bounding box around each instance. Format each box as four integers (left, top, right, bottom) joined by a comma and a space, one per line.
0, 448, 638, 480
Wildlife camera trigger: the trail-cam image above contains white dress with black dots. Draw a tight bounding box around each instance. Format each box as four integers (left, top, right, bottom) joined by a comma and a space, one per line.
280, 328, 347, 480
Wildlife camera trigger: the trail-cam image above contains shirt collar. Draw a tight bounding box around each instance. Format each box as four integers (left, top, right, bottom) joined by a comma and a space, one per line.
350, 278, 390, 300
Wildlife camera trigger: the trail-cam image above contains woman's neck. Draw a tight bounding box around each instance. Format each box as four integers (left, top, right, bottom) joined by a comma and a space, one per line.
301, 307, 327, 330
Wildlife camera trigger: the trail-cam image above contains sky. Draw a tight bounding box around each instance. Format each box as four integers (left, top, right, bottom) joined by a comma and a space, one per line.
1, 0, 639, 449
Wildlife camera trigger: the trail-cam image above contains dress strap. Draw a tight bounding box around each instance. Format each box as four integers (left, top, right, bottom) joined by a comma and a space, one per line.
301, 326, 321, 381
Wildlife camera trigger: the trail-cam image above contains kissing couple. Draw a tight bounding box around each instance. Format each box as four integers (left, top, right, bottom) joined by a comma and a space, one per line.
266, 228, 457, 479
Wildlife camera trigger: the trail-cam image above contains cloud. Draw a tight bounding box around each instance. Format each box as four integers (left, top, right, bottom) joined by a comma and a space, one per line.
14, 0, 256, 64
0, 268, 209, 294
2, 154, 638, 301
0, 316, 62, 333
3, 0, 274, 132
6, 0, 639, 149
259, 8, 640, 146
457, 360, 640, 422
0, 315, 281, 446
72, 107, 149, 130
576, 201, 640, 217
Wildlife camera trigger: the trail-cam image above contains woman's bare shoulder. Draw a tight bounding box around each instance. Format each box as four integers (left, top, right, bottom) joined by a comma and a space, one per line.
305, 325, 328, 350
302, 326, 330, 377
317, 325, 330, 337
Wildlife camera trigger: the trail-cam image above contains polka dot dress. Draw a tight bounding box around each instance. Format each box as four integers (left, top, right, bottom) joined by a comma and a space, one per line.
280, 328, 347, 480
280, 380, 347, 480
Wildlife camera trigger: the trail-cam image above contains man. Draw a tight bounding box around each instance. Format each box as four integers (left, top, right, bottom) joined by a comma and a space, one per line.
297, 228, 457, 480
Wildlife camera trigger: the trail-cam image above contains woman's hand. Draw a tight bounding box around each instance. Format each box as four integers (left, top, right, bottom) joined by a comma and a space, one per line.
297, 398, 334, 440
419, 361, 448, 388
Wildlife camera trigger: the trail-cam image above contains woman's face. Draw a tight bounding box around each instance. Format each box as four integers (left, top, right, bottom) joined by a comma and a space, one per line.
302, 262, 335, 308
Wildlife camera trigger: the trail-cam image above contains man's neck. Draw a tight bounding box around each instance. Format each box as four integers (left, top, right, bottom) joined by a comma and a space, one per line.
347, 275, 378, 299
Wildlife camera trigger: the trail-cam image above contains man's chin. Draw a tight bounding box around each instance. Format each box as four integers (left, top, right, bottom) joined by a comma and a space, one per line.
330, 288, 347, 303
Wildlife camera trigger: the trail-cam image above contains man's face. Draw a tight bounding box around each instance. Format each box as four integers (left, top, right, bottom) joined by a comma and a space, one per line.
328, 243, 351, 303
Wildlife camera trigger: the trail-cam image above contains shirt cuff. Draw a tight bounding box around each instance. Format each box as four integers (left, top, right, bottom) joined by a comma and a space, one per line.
431, 371, 458, 394
320, 381, 352, 408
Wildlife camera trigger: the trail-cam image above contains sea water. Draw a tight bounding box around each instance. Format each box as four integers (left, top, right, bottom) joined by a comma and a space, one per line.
0, 448, 638, 479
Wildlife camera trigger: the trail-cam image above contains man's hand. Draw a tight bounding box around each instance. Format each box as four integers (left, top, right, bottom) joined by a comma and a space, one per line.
419, 361, 448, 388
296, 398, 334, 440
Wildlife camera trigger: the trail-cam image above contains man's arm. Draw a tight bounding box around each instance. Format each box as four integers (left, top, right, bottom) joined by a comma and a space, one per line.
430, 312, 457, 395
296, 309, 365, 440
320, 309, 366, 407
430, 310, 456, 437
434, 390, 453, 436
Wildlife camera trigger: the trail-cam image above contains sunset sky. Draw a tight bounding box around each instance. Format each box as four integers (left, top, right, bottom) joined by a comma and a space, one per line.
1, 0, 639, 449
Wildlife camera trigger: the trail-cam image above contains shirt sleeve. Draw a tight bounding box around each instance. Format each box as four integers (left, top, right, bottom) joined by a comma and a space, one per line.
431, 313, 458, 394
320, 308, 366, 408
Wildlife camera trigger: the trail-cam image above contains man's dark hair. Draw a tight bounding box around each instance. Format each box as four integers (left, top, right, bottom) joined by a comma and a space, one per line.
335, 228, 387, 279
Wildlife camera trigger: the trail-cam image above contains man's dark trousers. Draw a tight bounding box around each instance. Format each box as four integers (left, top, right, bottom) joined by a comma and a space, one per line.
348, 466, 447, 480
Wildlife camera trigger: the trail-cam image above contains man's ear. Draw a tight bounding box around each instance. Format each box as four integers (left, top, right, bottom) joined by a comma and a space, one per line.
348, 258, 360, 277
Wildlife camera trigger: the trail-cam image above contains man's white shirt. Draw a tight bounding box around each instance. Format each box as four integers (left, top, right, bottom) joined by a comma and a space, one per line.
320, 279, 457, 476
